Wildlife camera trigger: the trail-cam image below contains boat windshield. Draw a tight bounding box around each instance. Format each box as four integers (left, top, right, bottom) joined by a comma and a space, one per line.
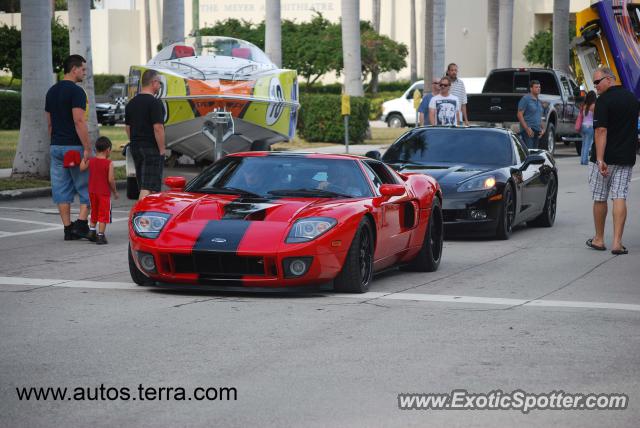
151, 36, 275, 69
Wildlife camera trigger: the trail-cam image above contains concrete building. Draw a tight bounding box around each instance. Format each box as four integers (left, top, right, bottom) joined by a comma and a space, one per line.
0, 0, 590, 79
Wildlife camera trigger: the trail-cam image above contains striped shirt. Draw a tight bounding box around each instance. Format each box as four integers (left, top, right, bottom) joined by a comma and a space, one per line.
450, 78, 467, 105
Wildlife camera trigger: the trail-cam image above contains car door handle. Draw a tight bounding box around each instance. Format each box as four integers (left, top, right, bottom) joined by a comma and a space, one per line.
490, 106, 502, 112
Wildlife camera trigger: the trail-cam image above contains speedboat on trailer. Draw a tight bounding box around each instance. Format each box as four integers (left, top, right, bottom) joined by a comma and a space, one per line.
126, 36, 299, 162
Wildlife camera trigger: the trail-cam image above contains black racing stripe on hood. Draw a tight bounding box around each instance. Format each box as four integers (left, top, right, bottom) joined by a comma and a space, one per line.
193, 220, 251, 252
222, 200, 276, 219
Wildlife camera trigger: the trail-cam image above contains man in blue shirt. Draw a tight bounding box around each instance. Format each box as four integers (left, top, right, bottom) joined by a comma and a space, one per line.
417, 80, 440, 126
517, 80, 544, 149
45, 54, 92, 240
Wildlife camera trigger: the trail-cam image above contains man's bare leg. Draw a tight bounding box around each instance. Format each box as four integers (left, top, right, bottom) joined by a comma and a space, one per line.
58, 203, 72, 227
591, 200, 607, 248
79, 204, 89, 221
611, 198, 627, 251
138, 189, 151, 200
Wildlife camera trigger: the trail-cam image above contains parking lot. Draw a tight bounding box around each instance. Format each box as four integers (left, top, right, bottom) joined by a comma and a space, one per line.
1, 145, 639, 427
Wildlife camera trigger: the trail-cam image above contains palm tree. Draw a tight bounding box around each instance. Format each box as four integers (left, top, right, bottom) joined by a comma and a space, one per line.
497, 0, 514, 68
68, 0, 98, 146
12, 0, 53, 178
145, 0, 152, 60
372, 0, 381, 33
553, 0, 570, 73
433, 0, 445, 78
410, 0, 418, 83
265, 0, 282, 68
192, 0, 199, 36
486, 0, 499, 74
162, 0, 184, 47
341, 0, 364, 96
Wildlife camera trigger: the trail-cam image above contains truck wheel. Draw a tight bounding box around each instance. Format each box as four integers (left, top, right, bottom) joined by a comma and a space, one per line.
387, 113, 406, 128
575, 141, 582, 156
541, 123, 556, 154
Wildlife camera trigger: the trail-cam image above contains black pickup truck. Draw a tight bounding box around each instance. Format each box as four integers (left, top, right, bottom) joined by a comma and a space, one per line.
467, 68, 583, 154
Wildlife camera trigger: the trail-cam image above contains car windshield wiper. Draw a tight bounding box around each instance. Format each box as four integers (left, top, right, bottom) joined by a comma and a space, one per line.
195, 186, 262, 198
268, 188, 353, 198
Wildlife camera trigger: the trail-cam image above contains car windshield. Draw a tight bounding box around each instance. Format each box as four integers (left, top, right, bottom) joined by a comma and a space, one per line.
186, 156, 373, 198
382, 129, 514, 167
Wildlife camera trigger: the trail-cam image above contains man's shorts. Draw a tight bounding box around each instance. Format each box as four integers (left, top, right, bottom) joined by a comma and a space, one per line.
130, 145, 163, 192
89, 193, 112, 224
50, 145, 89, 205
588, 162, 633, 201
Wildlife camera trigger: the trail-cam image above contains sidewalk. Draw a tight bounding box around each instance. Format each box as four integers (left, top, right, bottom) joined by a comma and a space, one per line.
0, 144, 389, 200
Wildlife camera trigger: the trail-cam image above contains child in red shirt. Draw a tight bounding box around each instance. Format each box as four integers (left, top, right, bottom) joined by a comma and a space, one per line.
80, 136, 119, 244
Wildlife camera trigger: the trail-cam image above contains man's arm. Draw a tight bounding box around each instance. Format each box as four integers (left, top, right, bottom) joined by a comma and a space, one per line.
153, 124, 165, 155
125, 124, 131, 140
419, 112, 425, 126
72, 107, 91, 160
461, 103, 468, 126
594, 127, 608, 176
517, 110, 533, 137
46, 112, 52, 137
108, 161, 119, 198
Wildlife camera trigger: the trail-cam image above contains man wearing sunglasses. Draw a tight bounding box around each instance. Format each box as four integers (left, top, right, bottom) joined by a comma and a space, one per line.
417, 80, 441, 126
428, 77, 461, 126
586, 67, 639, 255
516, 80, 544, 149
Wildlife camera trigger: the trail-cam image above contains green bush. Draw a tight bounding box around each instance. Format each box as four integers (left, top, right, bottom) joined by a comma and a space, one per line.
377, 80, 413, 92
303, 83, 342, 94
297, 94, 370, 143
365, 91, 405, 120
0, 91, 20, 129
94, 74, 125, 95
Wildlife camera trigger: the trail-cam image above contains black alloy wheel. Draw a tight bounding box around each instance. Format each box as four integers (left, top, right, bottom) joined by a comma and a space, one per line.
405, 198, 443, 272
529, 174, 557, 227
496, 183, 515, 240
334, 220, 374, 293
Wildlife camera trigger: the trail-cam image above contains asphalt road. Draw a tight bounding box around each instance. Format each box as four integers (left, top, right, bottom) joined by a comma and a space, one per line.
1, 144, 639, 427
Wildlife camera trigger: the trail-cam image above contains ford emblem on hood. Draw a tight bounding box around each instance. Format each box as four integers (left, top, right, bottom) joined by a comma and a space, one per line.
210, 238, 227, 243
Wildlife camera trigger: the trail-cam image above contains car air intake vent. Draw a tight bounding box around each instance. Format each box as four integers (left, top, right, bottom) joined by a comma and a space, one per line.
173, 252, 265, 276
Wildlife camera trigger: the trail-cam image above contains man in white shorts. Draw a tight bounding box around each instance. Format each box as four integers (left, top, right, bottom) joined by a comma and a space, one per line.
586, 67, 639, 255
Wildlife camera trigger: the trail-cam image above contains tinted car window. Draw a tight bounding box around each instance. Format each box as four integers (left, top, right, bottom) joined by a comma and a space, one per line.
365, 161, 399, 184
512, 135, 527, 163
361, 162, 383, 192
383, 129, 514, 167
186, 156, 373, 198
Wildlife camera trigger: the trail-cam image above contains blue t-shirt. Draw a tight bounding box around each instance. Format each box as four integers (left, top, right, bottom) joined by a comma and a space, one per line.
45, 80, 87, 146
417, 94, 434, 114
517, 94, 543, 131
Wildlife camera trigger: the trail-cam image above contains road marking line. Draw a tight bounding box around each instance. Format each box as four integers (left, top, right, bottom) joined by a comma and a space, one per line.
1, 276, 640, 312
0, 217, 62, 227
631, 176, 640, 182
0, 218, 128, 238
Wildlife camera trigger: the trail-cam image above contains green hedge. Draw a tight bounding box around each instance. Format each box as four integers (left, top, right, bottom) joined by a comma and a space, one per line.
0, 91, 21, 129
94, 74, 125, 94
297, 94, 370, 143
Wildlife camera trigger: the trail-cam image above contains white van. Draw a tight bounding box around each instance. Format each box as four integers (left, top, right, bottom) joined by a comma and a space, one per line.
380, 78, 486, 128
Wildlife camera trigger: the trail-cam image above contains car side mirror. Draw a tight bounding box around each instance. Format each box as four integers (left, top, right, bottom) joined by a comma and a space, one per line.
164, 176, 186, 190
365, 150, 382, 160
521, 154, 546, 169
379, 184, 405, 197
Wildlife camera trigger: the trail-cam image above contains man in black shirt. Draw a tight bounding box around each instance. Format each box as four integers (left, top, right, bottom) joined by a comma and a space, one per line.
45, 54, 92, 240
587, 67, 639, 255
125, 69, 166, 200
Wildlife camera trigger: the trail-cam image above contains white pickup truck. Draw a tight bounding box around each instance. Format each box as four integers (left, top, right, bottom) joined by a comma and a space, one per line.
381, 78, 485, 128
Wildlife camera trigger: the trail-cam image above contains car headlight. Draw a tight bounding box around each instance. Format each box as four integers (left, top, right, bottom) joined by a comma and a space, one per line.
286, 217, 337, 243
458, 176, 497, 192
132, 212, 170, 238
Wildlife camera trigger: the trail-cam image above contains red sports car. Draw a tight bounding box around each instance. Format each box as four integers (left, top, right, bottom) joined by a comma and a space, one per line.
128, 152, 443, 293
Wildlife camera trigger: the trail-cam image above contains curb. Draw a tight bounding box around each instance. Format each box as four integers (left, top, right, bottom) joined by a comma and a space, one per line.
0, 180, 128, 201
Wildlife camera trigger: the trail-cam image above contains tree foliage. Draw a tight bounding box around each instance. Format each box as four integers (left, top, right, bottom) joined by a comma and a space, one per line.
0, 18, 69, 81
199, 13, 407, 90
523, 26, 576, 69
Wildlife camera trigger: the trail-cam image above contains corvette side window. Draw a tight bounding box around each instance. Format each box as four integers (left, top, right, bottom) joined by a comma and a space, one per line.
365, 161, 399, 184
512, 135, 527, 164
361, 162, 383, 192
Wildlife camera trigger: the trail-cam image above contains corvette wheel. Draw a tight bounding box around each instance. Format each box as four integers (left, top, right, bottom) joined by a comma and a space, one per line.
128, 244, 151, 286
406, 198, 443, 272
334, 219, 374, 293
529, 174, 557, 228
496, 183, 515, 240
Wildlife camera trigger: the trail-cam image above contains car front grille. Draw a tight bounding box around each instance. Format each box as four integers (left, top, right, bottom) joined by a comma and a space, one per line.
172, 252, 265, 277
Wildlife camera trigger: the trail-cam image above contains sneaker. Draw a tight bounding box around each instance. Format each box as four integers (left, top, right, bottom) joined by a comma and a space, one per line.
95, 234, 108, 245
64, 223, 80, 241
87, 230, 97, 242
72, 219, 90, 239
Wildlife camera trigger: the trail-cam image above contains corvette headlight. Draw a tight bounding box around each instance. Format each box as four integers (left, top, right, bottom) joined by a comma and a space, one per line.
457, 176, 496, 192
132, 212, 170, 238
286, 217, 337, 243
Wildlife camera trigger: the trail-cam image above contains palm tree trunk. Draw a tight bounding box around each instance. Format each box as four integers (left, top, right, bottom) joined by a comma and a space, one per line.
12, 0, 53, 178
423, 0, 434, 85
372, 0, 381, 33
486, 0, 499, 74
341, 0, 364, 96
265, 0, 282, 68
145, 0, 152, 60
552, 0, 570, 73
192, 0, 199, 36
432, 0, 446, 79
497, 0, 514, 68
162, 0, 184, 47
410, 0, 417, 83
68, 0, 98, 146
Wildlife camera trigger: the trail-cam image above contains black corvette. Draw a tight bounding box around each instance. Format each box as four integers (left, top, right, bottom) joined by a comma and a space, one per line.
367, 126, 558, 239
